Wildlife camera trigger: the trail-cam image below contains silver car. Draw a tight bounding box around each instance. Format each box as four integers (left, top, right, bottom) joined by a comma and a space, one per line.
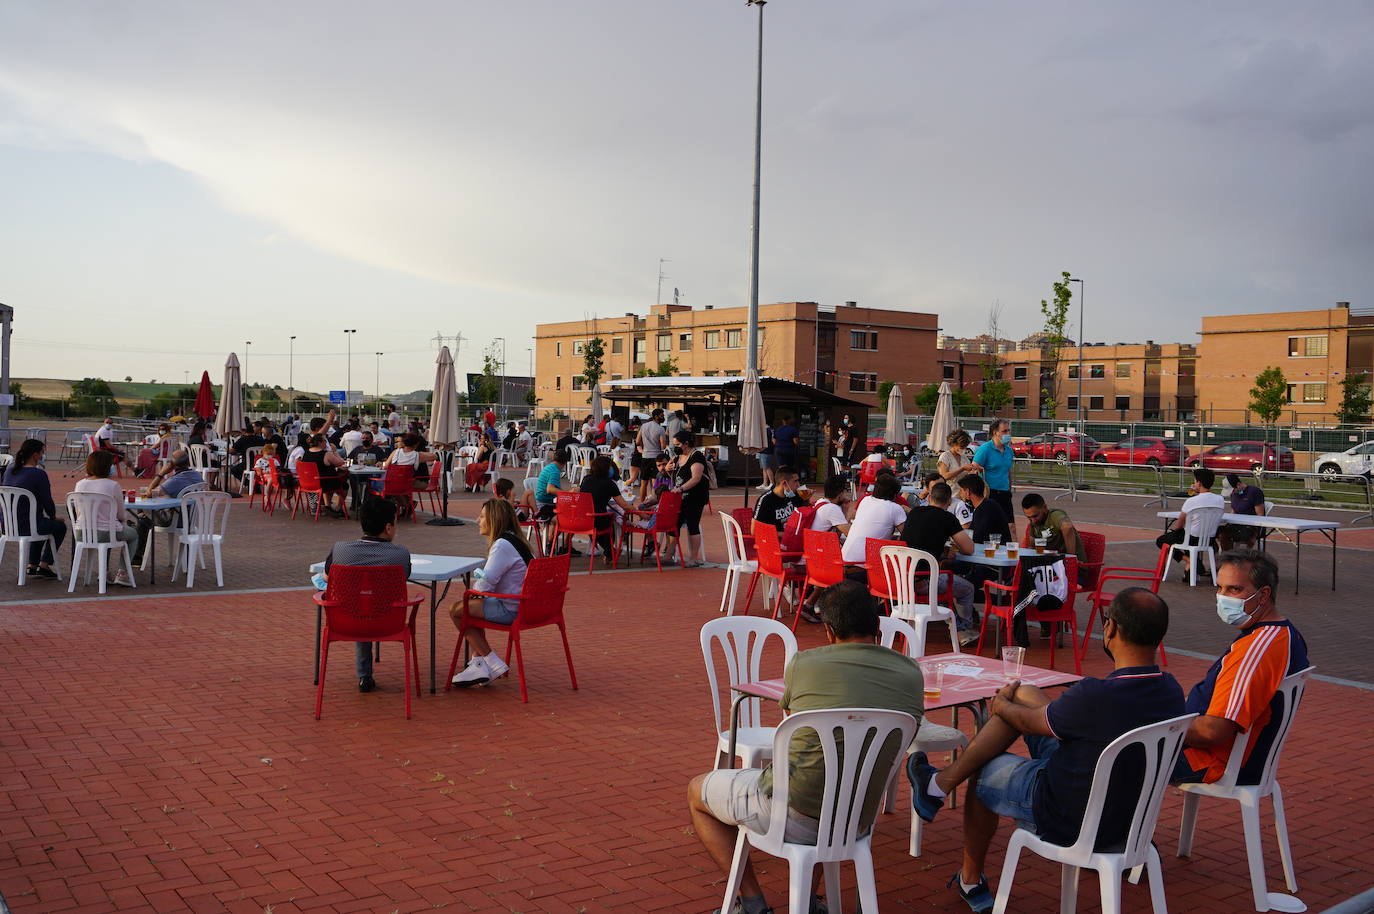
1313, 440, 1374, 476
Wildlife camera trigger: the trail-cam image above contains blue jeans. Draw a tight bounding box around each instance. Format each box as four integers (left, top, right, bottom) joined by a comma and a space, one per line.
974, 734, 1060, 833
356, 643, 375, 678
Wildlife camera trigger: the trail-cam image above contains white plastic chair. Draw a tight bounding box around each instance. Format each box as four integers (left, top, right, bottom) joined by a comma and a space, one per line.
992, 713, 1197, 914
238, 447, 262, 496
172, 490, 231, 588
1177, 667, 1313, 913
1162, 505, 1223, 586
875, 616, 970, 857
700, 617, 797, 770
66, 492, 137, 595
718, 514, 760, 615
524, 458, 545, 480
719, 708, 918, 914
0, 486, 64, 584
187, 444, 220, 485
880, 545, 960, 656
142, 482, 212, 573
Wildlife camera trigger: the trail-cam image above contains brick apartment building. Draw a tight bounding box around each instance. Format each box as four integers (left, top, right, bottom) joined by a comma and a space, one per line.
534, 301, 957, 415
998, 342, 1198, 422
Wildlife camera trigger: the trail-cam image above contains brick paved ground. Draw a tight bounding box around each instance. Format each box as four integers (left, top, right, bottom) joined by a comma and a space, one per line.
3, 479, 1372, 911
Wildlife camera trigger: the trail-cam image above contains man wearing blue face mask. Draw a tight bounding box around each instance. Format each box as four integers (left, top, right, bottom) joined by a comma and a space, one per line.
1173, 549, 1309, 785
971, 418, 1016, 535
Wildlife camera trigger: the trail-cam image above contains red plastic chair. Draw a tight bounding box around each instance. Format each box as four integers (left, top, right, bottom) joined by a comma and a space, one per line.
858, 459, 883, 487
292, 462, 348, 521
446, 552, 576, 702
415, 467, 441, 514
1080, 543, 1172, 667
1026, 556, 1081, 674
864, 537, 906, 610
619, 491, 682, 571
797, 529, 865, 631
313, 565, 422, 719
976, 561, 1027, 658
373, 464, 417, 521
730, 507, 758, 561
264, 460, 296, 516
1077, 530, 1106, 594
553, 492, 617, 573
754, 524, 807, 624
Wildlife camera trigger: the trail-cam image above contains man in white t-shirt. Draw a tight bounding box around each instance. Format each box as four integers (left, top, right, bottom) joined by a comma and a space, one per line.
339, 422, 366, 455
841, 476, 908, 564
809, 475, 853, 537
636, 409, 669, 498
1156, 466, 1226, 580
604, 416, 624, 447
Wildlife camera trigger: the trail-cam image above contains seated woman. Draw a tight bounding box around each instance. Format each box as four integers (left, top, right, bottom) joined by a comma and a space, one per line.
72, 450, 145, 586
188, 420, 216, 452
376, 432, 434, 494
450, 499, 533, 687
135, 423, 175, 478
463, 436, 496, 491
298, 433, 348, 516
578, 455, 636, 563
3, 438, 67, 580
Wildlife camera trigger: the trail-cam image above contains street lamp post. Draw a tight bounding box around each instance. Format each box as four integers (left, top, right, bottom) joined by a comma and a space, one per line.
244, 341, 252, 404
343, 329, 357, 412
745, 0, 767, 377
492, 337, 507, 418
1068, 278, 1085, 425
375, 351, 383, 417
289, 335, 296, 414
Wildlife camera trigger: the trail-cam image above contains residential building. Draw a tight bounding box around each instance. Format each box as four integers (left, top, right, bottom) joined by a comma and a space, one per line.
533, 301, 944, 415
1197, 303, 1374, 423
937, 333, 1017, 355
999, 342, 1198, 421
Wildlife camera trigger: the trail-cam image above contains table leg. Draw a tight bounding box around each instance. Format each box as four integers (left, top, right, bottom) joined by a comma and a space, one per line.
313, 604, 321, 684
1294, 530, 1302, 595
1330, 528, 1337, 591
725, 691, 748, 768
428, 582, 438, 694
148, 518, 157, 586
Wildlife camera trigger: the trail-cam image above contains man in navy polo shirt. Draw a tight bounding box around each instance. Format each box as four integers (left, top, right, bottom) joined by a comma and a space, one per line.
906, 588, 1184, 912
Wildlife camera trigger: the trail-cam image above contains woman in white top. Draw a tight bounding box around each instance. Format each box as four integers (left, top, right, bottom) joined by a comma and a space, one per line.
840, 474, 908, 564
383, 432, 436, 492
937, 429, 978, 487
449, 499, 534, 687
72, 450, 139, 587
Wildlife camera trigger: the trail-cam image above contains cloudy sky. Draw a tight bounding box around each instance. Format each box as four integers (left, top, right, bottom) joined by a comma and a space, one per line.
2, 0, 1371, 394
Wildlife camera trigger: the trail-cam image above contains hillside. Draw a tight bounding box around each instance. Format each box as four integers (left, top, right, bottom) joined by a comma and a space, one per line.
16, 378, 329, 404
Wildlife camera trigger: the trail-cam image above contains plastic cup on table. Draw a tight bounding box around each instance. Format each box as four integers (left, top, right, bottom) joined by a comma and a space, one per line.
924, 662, 946, 700
1002, 646, 1025, 682
1006, 541, 1018, 559
1034, 536, 1047, 554
983, 543, 996, 558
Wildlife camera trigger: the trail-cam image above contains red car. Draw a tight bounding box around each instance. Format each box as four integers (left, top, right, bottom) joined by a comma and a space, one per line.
1010, 432, 1099, 464
1186, 441, 1296, 472
865, 430, 929, 456
1091, 436, 1187, 467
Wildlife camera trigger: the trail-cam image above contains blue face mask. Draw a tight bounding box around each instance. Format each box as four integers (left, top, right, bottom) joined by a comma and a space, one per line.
999, 434, 1011, 445
1216, 590, 1261, 626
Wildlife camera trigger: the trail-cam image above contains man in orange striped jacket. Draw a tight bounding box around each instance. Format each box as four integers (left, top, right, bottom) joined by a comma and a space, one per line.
1174, 549, 1310, 784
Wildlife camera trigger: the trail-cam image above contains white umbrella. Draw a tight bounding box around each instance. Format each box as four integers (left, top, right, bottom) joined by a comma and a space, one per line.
883, 383, 907, 447
736, 369, 768, 504
214, 352, 244, 439
428, 346, 460, 445
926, 380, 956, 453
590, 383, 604, 424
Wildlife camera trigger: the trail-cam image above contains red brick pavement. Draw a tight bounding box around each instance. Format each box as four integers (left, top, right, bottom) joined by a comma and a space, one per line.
3, 557, 1373, 913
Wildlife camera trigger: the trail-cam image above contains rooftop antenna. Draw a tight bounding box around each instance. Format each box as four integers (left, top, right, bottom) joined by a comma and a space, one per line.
656, 259, 671, 306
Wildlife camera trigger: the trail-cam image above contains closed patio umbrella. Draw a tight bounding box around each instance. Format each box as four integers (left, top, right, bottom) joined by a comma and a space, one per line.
214, 353, 243, 439
883, 383, 907, 447
193, 371, 215, 419
426, 346, 464, 526
926, 381, 956, 454
590, 383, 604, 424
737, 369, 767, 504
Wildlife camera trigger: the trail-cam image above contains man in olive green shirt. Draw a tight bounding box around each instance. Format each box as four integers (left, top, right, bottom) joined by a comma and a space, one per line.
1020, 492, 1086, 564
688, 582, 924, 914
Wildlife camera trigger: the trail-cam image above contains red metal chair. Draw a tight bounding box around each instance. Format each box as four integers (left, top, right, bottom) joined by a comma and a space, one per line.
730, 507, 758, 561
292, 462, 348, 521
857, 459, 885, 487
619, 491, 682, 571
414, 467, 442, 514
446, 552, 575, 703
754, 524, 807, 625
372, 464, 417, 521
1026, 556, 1082, 674
1080, 543, 1172, 667
313, 565, 422, 719
552, 492, 617, 572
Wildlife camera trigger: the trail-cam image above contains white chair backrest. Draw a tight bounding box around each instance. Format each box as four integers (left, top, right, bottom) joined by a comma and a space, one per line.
181, 490, 231, 539
178, 482, 211, 497
241, 447, 262, 471
831, 457, 847, 475
83, 434, 99, 454
700, 617, 797, 735
1185, 506, 1224, 544
187, 444, 213, 473
1262, 501, 1278, 517
720, 513, 750, 568
0, 486, 38, 538
0, 454, 12, 471
576, 446, 597, 467
1060, 713, 1196, 867
596, 445, 612, 455
877, 614, 926, 659
880, 545, 941, 616
525, 458, 545, 479
1213, 666, 1312, 792
763, 708, 918, 854
67, 491, 119, 540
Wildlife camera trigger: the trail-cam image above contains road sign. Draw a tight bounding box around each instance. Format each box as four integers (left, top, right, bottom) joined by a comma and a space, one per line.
329, 390, 347, 404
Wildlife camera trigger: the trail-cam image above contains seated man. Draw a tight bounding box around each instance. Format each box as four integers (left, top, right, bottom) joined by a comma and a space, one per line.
908, 588, 1183, 912
961, 475, 1010, 546
689, 582, 923, 914
1020, 492, 1085, 566
143, 449, 204, 499
807, 474, 852, 537
1155, 467, 1224, 580
348, 431, 390, 464
751, 466, 805, 533
902, 481, 978, 644
1218, 473, 1265, 551
1174, 548, 1309, 785
321, 498, 411, 693
93, 417, 127, 475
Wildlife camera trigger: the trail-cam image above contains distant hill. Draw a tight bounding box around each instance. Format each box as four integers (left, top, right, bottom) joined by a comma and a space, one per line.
17, 378, 328, 404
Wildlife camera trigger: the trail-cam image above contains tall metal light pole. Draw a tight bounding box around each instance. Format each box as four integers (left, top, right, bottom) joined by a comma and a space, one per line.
244, 341, 252, 404
343, 329, 357, 411
374, 351, 383, 416
745, 0, 766, 377
0, 304, 12, 432
492, 336, 507, 418
1068, 278, 1084, 425
289, 335, 296, 413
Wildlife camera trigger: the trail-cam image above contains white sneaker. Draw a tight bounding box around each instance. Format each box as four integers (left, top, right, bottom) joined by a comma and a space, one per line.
484, 654, 510, 680
755, 483, 770, 491
451, 657, 491, 687
958, 630, 980, 647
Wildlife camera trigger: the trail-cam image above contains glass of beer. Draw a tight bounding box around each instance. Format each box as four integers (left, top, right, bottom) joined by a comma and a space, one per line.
1006, 540, 1019, 558
1034, 535, 1047, 554
924, 662, 946, 701
983, 542, 997, 558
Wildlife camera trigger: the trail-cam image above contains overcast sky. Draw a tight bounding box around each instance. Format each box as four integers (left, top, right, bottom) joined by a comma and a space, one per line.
2, 1, 1371, 394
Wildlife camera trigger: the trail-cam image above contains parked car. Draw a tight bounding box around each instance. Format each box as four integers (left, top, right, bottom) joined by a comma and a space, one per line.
1090, 436, 1187, 467
1010, 432, 1100, 464
1185, 441, 1295, 472
865, 430, 929, 456
1313, 440, 1374, 476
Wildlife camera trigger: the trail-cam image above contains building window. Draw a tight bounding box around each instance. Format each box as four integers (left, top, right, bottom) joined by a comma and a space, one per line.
850, 330, 878, 351
1090, 364, 1105, 379
1013, 396, 1027, 410
1115, 395, 1131, 411
704, 330, 721, 349
679, 332, 692, 351
1013, 366, 1028, 381
633, 338, 647, 364
1115, 362, 1131, 379
1288, 383, 1327, 403
1066, 396, 1079, 410
572, 375, 586, 391
848, 372, 878, 393
725, 369, 741, 377
555, 376, 562, 391
704, 370, 718, 377
727, 328, 743, 349
1288, 335, 1328, 358
610, 374, 622, 381
942, 365, 955, 380
1089, 396, 1104, 410
1067, 364, 1079, 380
657, 333, 671, 354
611, 337, 623, 355
572, 340, 585, 356
555, 342, 563, 357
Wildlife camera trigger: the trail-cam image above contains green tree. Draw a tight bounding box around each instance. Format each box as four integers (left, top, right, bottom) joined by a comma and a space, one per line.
7, 381, 22, 407
72, 377, 114, 398
914, 383, 976, 415
979, 303, 1012, 413
877, 379, 897, 405
475, 346, 502, 406
524, 389, 539, 407
581, 337, 606, 389
635, 357, 678, 378
1336, 372, 1372, 424
1037, 272, 1073, 419
1248, 367, 1288, 443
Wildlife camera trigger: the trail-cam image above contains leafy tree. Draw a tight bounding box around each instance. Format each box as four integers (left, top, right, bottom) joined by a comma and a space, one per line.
474, 346, 502, 406
581, 337, 606, 389
1037, 272, 1073, 419
635, 357, 678, 378
1248, 367, 1288, 442
877, 379, 897, 405
7, 381, 22, 406
124, 376, 133, 383
914, 383, 976, 415
72, 377, 114, 398
1336, 372, 1372, 424
979, 303, 1012, 413
150, 386, 199, 416
524, 389, 539, 407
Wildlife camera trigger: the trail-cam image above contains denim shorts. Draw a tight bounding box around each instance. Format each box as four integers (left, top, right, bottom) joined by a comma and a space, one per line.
757, 453, 773, 469
974, 734, 1060, 833
481, 597, 519, 625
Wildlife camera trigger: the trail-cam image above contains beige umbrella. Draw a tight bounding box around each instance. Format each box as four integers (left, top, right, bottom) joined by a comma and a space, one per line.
428, 346, 460, 445
737, 369, 767, 504
214, 352, 244, 439
590, 383, 604, 424
926, 380, 956, 453
883, 383, 907, 447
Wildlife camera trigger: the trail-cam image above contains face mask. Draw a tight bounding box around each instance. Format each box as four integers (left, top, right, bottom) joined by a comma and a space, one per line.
1000, 434, 1011, 445
783, 487, 797, 498
1216, 590, 1262, 626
